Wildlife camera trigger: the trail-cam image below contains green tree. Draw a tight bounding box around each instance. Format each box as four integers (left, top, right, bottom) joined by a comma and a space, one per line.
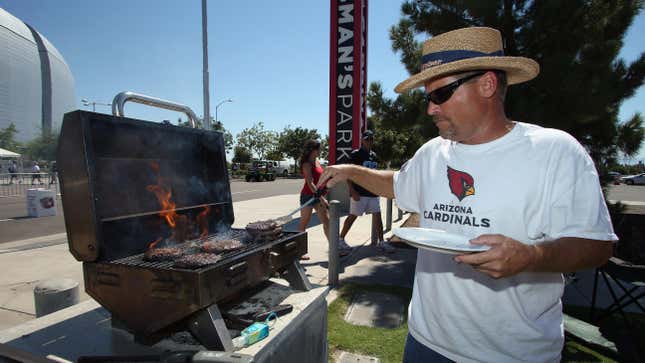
232, 145, 252, 163
178, 117, 234, 152
25, 133, 59, 161
367, 82, 437, 164
265, 149, 285, 161
375, 0, 645, 174
212, 121, 234, 153
277, 126, 321, 168
236, 122, 277, 159
0, 123, 21, 151
616, 112, 645, 157
320, 135, 329, 162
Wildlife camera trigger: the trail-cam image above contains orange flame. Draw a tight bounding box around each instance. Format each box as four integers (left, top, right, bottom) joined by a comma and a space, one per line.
146, 162, 210, 242
149, 237, 163, 249
146, 184, 179, 228
196, 206, 211, 238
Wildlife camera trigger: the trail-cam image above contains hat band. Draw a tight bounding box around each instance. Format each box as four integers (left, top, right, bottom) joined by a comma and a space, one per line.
421, 49, 504, 70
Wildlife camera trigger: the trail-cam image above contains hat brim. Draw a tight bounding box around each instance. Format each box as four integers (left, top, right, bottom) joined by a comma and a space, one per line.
394, 56, 539, 93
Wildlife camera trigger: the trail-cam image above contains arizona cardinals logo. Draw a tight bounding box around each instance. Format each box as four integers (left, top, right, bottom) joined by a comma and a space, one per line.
447, 166, 475, 201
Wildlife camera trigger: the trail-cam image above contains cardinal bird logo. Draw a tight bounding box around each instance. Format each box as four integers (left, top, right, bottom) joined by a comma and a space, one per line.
447, 166, 475, 201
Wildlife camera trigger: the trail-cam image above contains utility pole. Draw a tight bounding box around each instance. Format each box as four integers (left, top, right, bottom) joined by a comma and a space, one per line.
202, 0, 211, 130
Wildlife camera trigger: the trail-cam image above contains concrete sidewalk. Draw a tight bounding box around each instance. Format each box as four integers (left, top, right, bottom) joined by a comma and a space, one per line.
0, 194, 415, 331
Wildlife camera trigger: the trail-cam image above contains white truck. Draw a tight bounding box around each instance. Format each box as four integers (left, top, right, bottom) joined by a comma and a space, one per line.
268, 160, 290, 177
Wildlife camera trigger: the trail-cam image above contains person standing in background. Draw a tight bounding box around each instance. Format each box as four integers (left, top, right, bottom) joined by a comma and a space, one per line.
297, 139, 336, 259
339, 130, 395, 253
9, 160, 19, 184
31, 162, 42, 185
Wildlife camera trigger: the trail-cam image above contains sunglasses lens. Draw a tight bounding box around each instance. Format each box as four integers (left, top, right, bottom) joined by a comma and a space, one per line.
425, 72, 486, 105
427, 87, 453, 105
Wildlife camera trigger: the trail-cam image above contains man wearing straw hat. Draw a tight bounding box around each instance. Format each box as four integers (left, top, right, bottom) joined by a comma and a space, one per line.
319, 27, 615, 362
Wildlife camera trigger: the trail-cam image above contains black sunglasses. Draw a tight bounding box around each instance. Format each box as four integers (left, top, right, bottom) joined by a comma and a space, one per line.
425, 72, 486, 105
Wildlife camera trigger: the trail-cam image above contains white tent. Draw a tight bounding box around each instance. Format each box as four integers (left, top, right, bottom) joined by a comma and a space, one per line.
0, 147, 20, 158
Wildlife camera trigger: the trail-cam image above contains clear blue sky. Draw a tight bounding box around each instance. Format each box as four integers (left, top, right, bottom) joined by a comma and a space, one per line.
2, 0, 644, 162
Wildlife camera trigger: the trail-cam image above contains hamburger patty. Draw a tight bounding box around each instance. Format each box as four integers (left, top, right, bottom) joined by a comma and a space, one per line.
202, 239, 244, 253
174, 253, 222, 269
246, 219, 279, 232
143, 247, 184, 262
246, 219, 282, 241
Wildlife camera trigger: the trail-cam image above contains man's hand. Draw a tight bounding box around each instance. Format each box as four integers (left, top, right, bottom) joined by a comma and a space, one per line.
317, 164, 355, 189
454, 234, 538, 279
350, 189, 360, 201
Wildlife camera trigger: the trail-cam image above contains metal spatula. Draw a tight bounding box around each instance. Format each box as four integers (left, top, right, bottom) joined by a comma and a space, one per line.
273, 187, 327, 225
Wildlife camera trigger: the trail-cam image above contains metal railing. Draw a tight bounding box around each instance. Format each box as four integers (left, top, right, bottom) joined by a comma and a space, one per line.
0, 173, 59, 197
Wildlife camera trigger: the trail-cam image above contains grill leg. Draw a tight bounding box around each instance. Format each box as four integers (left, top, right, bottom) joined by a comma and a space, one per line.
283, 261, 313, 291
188, 304, 233, 352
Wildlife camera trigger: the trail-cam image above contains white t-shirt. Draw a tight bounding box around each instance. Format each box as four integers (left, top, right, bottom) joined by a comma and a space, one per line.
393, 122, 617, 363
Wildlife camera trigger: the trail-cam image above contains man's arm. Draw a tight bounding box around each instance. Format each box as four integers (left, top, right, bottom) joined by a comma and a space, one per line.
318, 164, 395, 199
455, 235, 613, 279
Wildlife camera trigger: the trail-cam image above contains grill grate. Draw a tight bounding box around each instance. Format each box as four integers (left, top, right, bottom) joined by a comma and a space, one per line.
109, 228, 286, 270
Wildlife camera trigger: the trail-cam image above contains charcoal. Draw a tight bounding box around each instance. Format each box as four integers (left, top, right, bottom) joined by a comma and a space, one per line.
143, 247, 183, 262
174, 253, 222, 269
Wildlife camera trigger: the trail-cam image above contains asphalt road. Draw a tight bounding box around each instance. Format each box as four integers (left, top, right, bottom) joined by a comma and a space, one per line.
605, 183, 645, 202
0, 178, 305, 244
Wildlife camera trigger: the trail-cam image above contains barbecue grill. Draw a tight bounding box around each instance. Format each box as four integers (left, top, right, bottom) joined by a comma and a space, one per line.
56, 93, 311, 351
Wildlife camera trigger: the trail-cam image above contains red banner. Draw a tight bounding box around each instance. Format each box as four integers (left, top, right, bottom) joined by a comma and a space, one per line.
329, 0, 368, 165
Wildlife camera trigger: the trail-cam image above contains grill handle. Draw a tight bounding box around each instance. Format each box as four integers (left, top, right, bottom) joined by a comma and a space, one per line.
111, 91, 199, 128
226, 261, 248, 287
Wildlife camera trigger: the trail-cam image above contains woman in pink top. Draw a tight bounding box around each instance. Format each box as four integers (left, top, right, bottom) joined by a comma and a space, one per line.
298, 140, 333, 259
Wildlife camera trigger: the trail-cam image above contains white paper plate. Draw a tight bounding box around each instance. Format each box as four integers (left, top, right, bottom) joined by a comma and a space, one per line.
392, 227, 490, 254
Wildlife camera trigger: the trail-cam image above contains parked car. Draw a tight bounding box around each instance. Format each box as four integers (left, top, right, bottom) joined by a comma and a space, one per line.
268, 160, 290, 177
245, 160, 275, 182
620, 173, 645, 185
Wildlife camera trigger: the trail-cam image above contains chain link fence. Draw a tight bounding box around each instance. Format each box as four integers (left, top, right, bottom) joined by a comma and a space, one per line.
0, 173, 59, 197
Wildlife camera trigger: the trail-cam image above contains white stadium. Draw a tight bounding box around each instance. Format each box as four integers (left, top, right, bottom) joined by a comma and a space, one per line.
0, 7, 75, 142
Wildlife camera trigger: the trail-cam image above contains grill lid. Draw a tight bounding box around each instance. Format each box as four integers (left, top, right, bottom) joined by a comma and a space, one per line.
57, 110, 233, 262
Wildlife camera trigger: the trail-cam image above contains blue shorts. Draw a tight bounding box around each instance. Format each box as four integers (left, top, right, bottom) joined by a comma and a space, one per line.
299, 194, 319, 206
403, 333, 454, 363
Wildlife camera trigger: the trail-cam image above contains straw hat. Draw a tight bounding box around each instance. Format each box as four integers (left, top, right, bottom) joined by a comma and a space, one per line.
394, 27, 539, 93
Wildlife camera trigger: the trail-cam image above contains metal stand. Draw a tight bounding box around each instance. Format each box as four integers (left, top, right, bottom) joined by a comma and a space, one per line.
283, 261, 313, 291
371, 216, 378, 246
385, 198, 393, 231
188, 304, 234, 352
328, 200, 340, 287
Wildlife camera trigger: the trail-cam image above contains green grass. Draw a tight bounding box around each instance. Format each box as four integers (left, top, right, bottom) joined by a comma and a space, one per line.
327, 283, 411, 363
562, 341, 617, 363
327, 284, 625, 362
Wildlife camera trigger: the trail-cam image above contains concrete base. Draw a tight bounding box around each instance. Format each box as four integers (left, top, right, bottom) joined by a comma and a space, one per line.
344, 291, 404, 329
33, 279, 79, 317
240, 284, 328, 363
0, 280, 329, 363
337, 351, 380, 363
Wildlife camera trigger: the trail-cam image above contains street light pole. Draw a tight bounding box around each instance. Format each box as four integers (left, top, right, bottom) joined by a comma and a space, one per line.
81, 99, 111, 112
215, 99, 233, 125
202, 0, 211, 130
